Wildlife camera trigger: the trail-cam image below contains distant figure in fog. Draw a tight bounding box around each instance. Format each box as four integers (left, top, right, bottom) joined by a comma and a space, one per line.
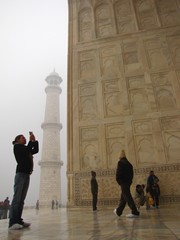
51, 200, 55, 209
3, 197, 10, 219
91, 171, 98, 211
9, 132, 39, 230
36, 200, 39, 210
0, 201, 5, 219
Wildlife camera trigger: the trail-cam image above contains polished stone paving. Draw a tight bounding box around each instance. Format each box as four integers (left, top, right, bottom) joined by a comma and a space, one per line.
0, 204, 180, 240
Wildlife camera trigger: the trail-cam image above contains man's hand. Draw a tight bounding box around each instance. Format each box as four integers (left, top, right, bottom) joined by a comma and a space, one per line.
29, 132, 36, 142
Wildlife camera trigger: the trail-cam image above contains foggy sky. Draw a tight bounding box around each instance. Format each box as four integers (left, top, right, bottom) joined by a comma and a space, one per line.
0, 0, 68, 206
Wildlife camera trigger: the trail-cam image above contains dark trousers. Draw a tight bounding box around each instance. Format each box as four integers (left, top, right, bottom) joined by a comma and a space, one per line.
148, 189, 159, 207
153, 192, 160, 207
116, 183, 139, 216
3, 209, 8, 219
92, 193, 97, 211
9, 173, 30, 227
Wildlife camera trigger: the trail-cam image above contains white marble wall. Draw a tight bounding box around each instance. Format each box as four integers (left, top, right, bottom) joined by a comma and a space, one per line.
67, 0, 180, 206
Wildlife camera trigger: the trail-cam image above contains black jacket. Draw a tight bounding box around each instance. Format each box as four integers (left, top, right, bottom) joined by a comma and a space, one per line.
14, 141, 39, 174
146, 175, 159, 193
116, 157, 134, 185
91, 177, 98, 194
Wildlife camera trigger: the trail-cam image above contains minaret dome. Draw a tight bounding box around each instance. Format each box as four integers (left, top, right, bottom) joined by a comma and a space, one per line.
45, 70, 62, 86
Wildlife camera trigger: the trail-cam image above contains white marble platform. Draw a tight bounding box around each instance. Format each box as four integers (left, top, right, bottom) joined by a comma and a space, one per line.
0, 204, 180, 240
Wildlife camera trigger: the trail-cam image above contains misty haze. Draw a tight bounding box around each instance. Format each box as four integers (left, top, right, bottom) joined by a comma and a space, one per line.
0, 0, 68, 207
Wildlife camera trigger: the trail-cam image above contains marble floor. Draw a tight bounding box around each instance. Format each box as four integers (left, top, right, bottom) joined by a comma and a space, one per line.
0, 204, 180, 240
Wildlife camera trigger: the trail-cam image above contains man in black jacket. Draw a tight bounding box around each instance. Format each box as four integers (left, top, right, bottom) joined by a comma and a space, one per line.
114, 150, 139, 218
9, 132, 39, 230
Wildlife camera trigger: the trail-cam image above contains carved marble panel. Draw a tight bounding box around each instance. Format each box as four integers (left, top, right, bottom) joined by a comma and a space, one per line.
106, 137, 125, 168
99, 45, 121, 78
167, 35, 180, 68
150, 71, 176, 110
154, 86, 176, 110
130, 89, 150, 113
103, 79, 122, 93
127, 75, 146, 89
171, 71, 180, 106
81, 140, 100, 170
176, 71, 180, 86
79, 83, 96, 96
79, 176, 119, 201
80, 126, 101, 170
79, 50, 96, 81
95, 3, 115, 38
99, 177, 119, 198
127, 75, 151, 113
122, 40, 142, 72
123, 39, 138, 52
92, 177, 118, 199
144, 38, 169, 70
134, 0, 159, 30
104, 92, 122, 116
124, 51, 138, 64
78, 0, 92, 9
135, 134, 156, 164
105, 123, 125, 168
133, 120, 152, 134
133, 119, 157, 164
161, 116, 180, 163
163, 131, 180, 163
80, 178, 91, 199
79, 96, 97, 120
79, 8, 93, 42
114, 0, 136, 34
102, 79, 125, 117
161, 116, 180, 131
79, 83, 97, 120
81, 127, 98, 142
150, 71, 171, 86
106, 123, 125, 138
156, 0, 180, 27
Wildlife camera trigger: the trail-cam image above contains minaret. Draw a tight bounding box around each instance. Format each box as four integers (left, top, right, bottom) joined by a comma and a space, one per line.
39, 70, 63, 208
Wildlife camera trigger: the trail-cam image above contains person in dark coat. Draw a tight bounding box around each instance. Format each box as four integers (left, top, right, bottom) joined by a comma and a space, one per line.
146, 170, 160, 208
9, 132, 39, 230
114, 150, 139, 218
3, 197, 10, 219
91, 171, 98, 211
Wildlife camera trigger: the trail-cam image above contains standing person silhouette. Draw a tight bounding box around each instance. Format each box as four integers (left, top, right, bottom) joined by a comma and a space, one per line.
91, 171, 98, 211
114, 150, 139, 218
3, 197, 10, 219
9, 132, 39, 230
146, 170, 160, 208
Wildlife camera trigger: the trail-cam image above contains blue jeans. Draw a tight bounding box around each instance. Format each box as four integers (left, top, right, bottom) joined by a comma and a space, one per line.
9, 172, 30, 227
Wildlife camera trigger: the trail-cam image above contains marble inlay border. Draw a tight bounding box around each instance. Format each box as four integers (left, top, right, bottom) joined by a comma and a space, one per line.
74, 163, 180, 206
134, 164, 180, 174
160, 196, 180, 204
74, 163, 180, 178
74, 197, 180, 206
